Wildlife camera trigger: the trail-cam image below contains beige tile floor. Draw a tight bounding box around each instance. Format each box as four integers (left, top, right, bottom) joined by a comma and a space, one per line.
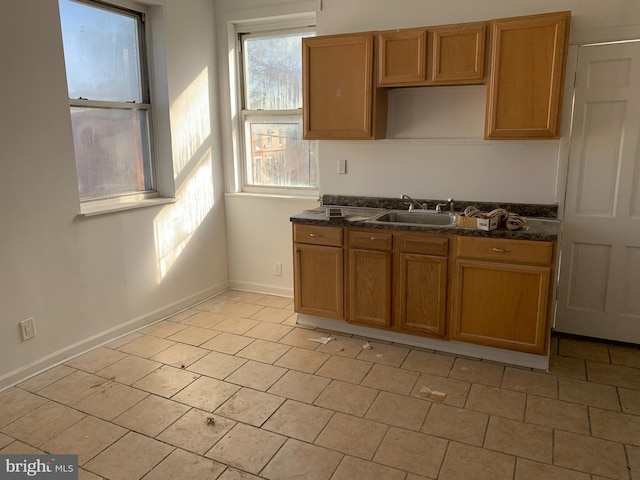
1, 289, 640, 479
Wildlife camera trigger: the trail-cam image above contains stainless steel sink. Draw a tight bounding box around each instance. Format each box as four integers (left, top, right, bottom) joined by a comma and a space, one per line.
368, 210, 457, 227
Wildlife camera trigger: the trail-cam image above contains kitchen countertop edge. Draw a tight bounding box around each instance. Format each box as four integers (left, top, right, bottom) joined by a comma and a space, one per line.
291, 207, 559, 241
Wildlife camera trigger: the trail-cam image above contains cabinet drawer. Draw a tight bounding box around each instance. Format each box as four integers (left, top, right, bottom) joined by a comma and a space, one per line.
294, 224, 343, 246
349, 230, 393, 251
400, 233, 449, 256
456, 236, 553, 265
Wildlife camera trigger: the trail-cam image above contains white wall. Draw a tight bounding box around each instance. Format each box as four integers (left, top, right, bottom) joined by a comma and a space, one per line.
225, 194, 318, 296
0, 0, 228, 389
316, 0, 640, 202
316, 0, 640, 36
215, 0, 321, 297
217, 0, 640, 297
1, 0, 637, 387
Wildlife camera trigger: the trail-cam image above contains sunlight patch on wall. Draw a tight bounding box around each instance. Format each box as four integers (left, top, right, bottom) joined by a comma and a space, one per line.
170, 67, 211, 178
154, 149, 215, 281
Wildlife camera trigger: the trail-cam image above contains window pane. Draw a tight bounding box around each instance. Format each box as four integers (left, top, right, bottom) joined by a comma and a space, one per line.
245, 119, 317, 188
70, 107, 152, 199
243, 31, 314, 110
60, 0, 143, 102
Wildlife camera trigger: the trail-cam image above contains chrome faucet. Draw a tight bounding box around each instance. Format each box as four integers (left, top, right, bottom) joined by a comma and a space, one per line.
400, 194, 427, 211
435, 198, 455, 213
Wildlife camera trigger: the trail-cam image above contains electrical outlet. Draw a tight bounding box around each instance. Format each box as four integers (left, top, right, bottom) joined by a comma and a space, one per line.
20, 317, 36, 341
273, 262, 283, 276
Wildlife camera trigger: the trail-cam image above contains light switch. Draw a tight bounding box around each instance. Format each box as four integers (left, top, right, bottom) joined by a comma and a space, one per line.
337, 159, 347, 174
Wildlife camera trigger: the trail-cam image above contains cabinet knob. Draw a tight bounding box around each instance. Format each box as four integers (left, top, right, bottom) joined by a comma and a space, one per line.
309, 233, 323, 237
492, 247, 511, 253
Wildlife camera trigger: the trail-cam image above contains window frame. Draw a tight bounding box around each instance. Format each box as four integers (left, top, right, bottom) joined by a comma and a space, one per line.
61, 0, 158, 205
235, 22, 318, 197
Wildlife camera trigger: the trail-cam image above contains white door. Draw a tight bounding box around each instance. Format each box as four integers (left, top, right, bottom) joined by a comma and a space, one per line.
556, 41, 640, 343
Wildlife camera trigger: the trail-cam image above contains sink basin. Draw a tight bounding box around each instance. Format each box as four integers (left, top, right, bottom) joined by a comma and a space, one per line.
369, 210, 457, 227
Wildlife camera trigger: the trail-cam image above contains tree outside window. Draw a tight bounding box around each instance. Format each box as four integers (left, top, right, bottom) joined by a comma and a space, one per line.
240, 28, 317, 190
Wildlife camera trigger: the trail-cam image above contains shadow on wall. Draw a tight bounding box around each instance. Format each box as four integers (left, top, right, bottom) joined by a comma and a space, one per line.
154, 67, 215, 282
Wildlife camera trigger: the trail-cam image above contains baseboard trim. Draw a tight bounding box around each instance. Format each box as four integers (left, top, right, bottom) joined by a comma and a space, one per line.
0, 281, 229, 392
228, 280, 293, 298
298, 314, 550, 370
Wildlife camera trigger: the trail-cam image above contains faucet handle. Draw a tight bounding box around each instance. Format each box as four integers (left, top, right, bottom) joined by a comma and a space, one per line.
436, 198, 455, 213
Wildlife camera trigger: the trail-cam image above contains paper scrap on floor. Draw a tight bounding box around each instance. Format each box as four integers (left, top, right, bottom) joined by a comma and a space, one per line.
418, 386, 447, 401
308, 336, 333, 344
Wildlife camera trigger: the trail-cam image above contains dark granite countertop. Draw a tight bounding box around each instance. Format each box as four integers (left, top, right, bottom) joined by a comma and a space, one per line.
290, 198, 560, 241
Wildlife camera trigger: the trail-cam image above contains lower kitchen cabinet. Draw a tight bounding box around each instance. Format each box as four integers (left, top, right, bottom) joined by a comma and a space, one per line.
398, 252, 448, 336
347, 229, 449, 337
348, 248, 393, 327
347, 229, 393, 327
451, 236, 554, 354
396, 233, 449, 336
293, 222, 556, 356
293, 224, 344, 320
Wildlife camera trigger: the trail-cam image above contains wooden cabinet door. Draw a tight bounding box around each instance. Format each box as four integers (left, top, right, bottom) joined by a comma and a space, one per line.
294, 243, 344, 320
348, 248, 393, 327
451, 259, 551, 354
397, 253, 447, 336
430, 22, 487, 84
303, 33, 387, 139
378, 28, 427, 86
485, 11, 570, 139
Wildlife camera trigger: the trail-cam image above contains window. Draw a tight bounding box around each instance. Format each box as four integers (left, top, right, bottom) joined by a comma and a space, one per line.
239, 27, 317, 192
59, 0, 154, 202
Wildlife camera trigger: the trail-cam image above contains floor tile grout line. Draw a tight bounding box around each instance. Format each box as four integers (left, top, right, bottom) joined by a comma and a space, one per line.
4, 291, 640, 479
360, 388, 384, 421
435, 439, 452, 480
3, 391, 182, 471
14, 335, 640, 413
22, 366, 239, 455
550, 428, 556, 473
2, 376, 636, 478
313, 417, 391, 471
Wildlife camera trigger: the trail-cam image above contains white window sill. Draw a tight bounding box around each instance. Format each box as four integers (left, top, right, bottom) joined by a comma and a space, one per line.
78, 196, 176, 217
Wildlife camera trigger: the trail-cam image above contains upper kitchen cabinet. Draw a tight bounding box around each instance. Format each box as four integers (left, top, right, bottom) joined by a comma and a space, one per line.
377, 28, 427, 86
303, 11, 569, 140
377, 22, 487, 87
303, 33, 388, 140
429, 22, 487, 84
484, 11, 571, 139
